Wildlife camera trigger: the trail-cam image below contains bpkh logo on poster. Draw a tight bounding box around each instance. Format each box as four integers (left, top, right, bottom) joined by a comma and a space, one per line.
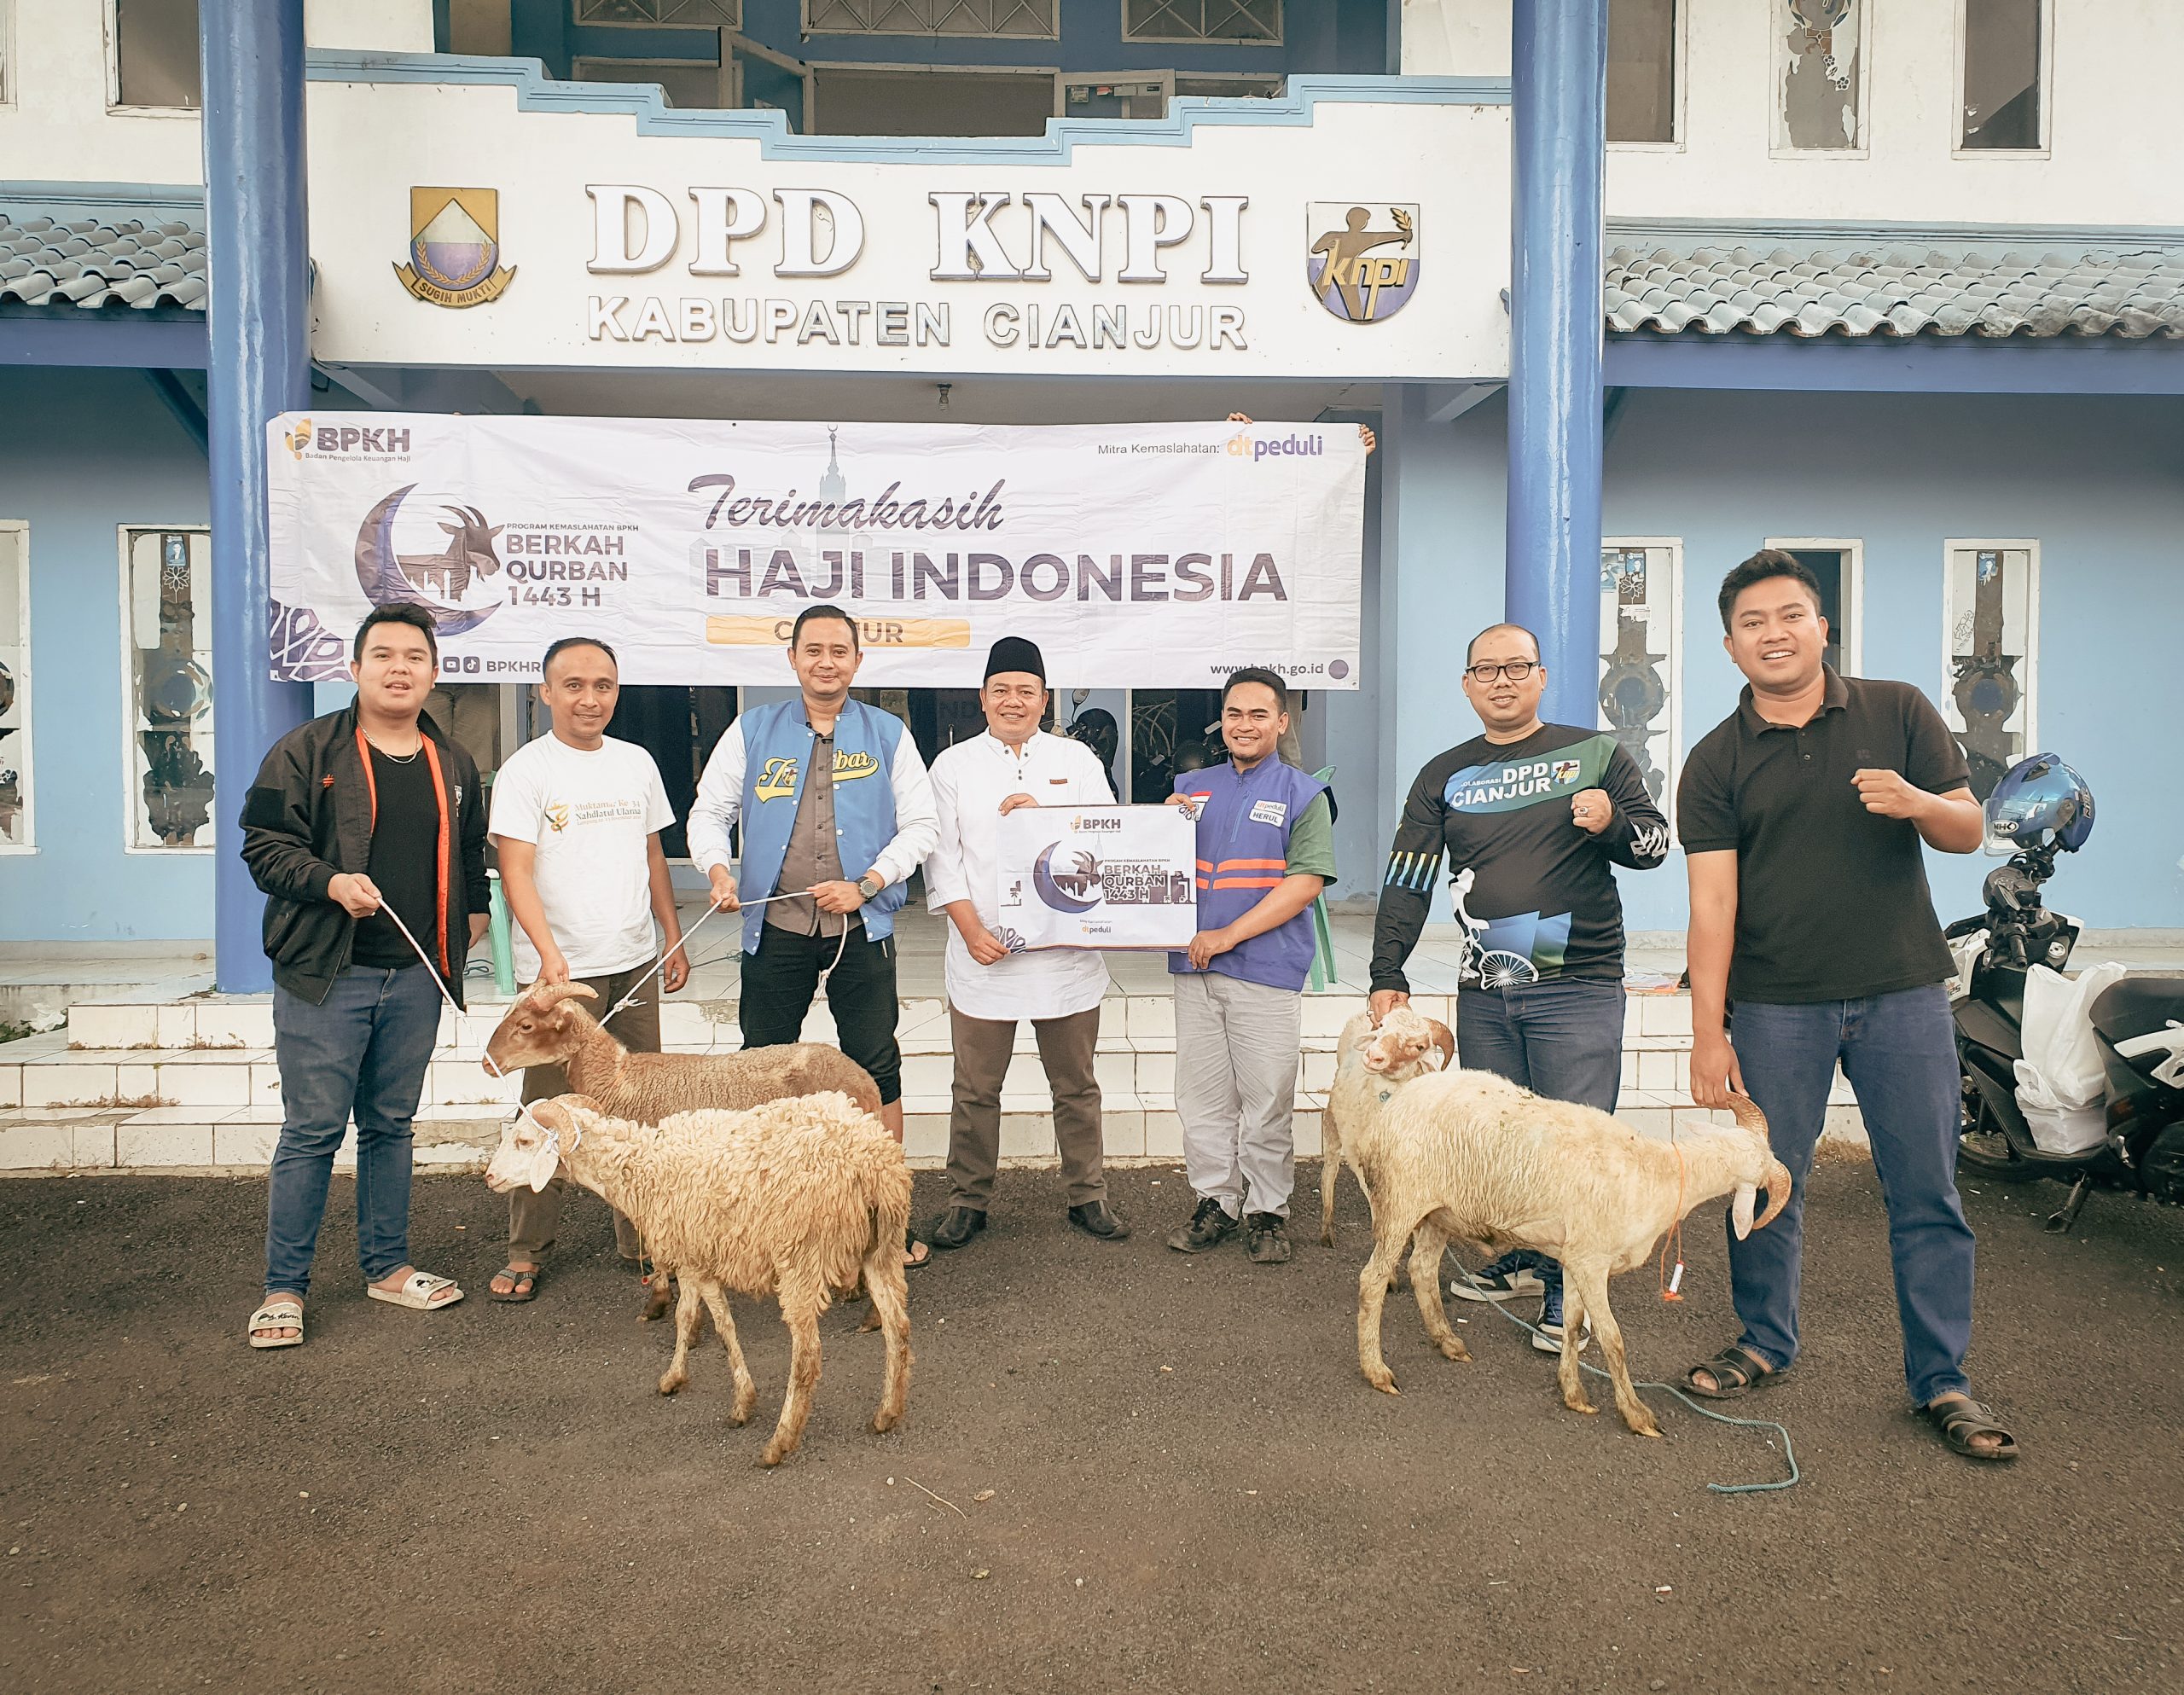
996, 806, 1199, 950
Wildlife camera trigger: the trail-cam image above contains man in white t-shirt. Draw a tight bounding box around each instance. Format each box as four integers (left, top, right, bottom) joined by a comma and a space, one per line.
485, 636, 684, 1303
921, 636, 1128, 1251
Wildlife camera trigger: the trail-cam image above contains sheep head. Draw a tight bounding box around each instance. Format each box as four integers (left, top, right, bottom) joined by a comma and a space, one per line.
481, 981, 601, 1074
1360, 1007, 1456, 1079
1725, 1093, 1793, 1239
484, 1093, 602, 1194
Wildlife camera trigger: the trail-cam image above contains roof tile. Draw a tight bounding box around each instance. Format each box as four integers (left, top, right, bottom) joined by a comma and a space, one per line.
0, 209, 209, 315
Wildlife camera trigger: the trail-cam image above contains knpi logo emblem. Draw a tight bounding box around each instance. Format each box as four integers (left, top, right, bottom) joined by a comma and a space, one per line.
1305, 203, 1419, 323
394, 187, 517, 308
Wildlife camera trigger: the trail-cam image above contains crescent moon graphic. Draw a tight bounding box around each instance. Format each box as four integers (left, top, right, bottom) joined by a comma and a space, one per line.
1032, 843, 1101, 914
353, 485, 498, 640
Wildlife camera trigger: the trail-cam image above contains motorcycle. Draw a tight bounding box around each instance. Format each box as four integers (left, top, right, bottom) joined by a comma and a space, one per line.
1947, 755, 2184, 1230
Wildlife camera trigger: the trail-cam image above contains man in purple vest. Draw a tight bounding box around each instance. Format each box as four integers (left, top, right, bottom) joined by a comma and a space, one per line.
1164, 669, 1337, 1264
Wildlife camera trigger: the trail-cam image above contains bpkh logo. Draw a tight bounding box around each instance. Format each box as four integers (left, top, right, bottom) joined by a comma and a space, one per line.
1305, 203, 1420, 323
291, 421, 414, 459
1225, 430, 1327, 463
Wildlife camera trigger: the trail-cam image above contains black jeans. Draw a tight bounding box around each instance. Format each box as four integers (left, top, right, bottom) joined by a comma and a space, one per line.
738, 921, 903, 1104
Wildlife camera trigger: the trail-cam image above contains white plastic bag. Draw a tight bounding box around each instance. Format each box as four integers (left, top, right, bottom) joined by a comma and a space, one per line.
2013, 961, 2126, 1156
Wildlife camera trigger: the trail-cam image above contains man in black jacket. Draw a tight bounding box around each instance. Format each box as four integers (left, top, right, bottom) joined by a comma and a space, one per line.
238, 605, 489, 1347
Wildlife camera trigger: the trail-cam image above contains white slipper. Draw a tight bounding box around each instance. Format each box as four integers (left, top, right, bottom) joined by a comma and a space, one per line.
365, 1271, 464, 1311
248, 1299, 305, 1349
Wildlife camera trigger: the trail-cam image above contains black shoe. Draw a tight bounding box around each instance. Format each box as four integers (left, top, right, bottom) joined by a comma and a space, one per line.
924, 1206, 987, 1251
1165, 1197, 1238, 1254
1246, 1212, 1292, 1264
1067, 1200, 1131, 1241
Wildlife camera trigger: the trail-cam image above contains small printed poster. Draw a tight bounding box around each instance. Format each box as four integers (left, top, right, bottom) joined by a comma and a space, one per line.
994, 804, 1199, 951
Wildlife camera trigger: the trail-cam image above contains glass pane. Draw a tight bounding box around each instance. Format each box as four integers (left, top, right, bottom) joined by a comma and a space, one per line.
1607, 0, 1676, 143
126, 529, 215, 849
1944, 548, 2036, 800
116, 0, 201, 109
1785, 549, 1851, 674
0, 526, 26, 846
1961, 0, 2042, 149
1598, 545, 1678, 824
1775, 0, 1863, 150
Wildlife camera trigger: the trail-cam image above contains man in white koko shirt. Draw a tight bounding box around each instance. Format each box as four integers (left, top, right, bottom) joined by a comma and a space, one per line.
920, 636, 1129, 1251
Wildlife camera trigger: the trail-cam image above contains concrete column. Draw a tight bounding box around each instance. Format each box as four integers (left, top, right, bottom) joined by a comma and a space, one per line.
200, 1, 314, 993
1507, 0, 1607, 729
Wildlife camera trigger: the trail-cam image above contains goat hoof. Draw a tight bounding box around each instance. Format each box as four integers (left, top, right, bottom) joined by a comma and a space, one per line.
1567, 1399, 1598, 1417
760, 1440, 797, 1467
658, 1375, 685, 1396
1362, 1368, 1398, 1396
1319, 1230, 1335, 1248
870, 1412, 899, 1435
1437, 1340, 1470, 1363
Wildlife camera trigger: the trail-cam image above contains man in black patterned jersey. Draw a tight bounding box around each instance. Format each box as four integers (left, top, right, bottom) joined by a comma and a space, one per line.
1368, 622, 1669, 1349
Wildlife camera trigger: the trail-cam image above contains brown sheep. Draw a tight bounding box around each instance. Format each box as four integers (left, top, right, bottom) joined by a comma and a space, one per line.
485, 1090, 912, 1466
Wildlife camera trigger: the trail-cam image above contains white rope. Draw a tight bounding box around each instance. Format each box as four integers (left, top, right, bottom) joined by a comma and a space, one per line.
370, 897, 551, 1138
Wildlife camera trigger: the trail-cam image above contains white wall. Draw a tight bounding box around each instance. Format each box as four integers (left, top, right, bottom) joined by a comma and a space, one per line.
1406, 0, 2181, 229
0, 0, 432, 188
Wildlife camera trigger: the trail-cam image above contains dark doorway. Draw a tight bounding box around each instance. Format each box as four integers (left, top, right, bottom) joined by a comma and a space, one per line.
1130, 689, 1225, 804
1786, 547, 1856, 676
605, 685, 737, 859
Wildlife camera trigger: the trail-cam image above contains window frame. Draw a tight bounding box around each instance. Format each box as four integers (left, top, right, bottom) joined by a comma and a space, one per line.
570, 52, 737, 110
573, 0, 743, 28
0, 519, 32, 854
117, 523, 216, 856
806, 59, 1062, 136
1606, 0, 1687, 154
1763, 536, 1863, 677
801, 0, 1060, 40
1122, 1, 1282, 48
1952, 0, 2053, 160
1769, 0, 1872, 160
1940, 536, 2042, 788
1, 0, 15, 108
103, 0, 203, 116
1598, 534, 1683, 835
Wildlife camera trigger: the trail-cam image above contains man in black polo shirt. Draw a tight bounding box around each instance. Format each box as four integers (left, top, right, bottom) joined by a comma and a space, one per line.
1676, 549, 2015, 1462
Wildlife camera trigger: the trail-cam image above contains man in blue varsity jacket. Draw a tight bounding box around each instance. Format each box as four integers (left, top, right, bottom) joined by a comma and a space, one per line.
1164, 668, 1338, 1265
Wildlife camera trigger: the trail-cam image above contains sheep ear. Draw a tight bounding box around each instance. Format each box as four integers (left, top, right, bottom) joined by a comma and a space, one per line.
1731, 1183, 1757, 1240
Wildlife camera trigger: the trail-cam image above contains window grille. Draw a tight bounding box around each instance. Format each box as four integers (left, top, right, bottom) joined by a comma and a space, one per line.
1124, 2, 1281, 45
804, 1, 1058, 37
577, 1, 742, 25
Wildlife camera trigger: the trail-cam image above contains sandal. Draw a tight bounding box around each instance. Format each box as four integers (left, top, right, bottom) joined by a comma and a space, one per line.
490, 1264, 539, 1303
903, 1230, 931, 1271
366, 1270, 464, 1311
1920, 1394, 2019, 1461
247, 1298, 305, 1350
1683, 1344, 1778, 1400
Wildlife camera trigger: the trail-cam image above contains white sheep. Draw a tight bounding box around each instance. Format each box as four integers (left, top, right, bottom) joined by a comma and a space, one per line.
1319, 1007, 1455, 1249
1345, 1017, 1792, 1437
485, 1090, 912, 1466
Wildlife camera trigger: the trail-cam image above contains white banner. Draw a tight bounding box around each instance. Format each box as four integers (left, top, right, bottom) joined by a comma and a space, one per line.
266, 413, 1365, 688
995, 805, 1198, 952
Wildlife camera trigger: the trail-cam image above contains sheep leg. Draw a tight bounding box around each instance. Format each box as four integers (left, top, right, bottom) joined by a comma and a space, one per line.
1406, 1222, 1469, 1364
658, 1276, 706, 1396
1356, 1203, 1422, 1395
1318, 1101, 1343, 1247
694, 1279, 757, 1426
1556, 1280, 1597, 1417
861, 1247, 913, 1437
761, 1278, 825, 1466
1566, 1260, 1660, 1438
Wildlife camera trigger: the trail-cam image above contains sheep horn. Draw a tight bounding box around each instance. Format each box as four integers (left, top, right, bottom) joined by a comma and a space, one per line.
523, 982, 600, 1009
1428, 1019, 1455, 1072
1726, 1091, 1770, 1142
1755, 1157, 1792, 1232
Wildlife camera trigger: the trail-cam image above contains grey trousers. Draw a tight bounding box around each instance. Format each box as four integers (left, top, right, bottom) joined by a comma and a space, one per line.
945, 1004, 1106, 1210
507, 962, 659, 1263
1173, 970, 1303, 1219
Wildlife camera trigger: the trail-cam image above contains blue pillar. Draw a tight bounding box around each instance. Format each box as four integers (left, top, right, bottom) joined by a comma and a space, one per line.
1507, 0, 1607, 729
201, 1, 313, 993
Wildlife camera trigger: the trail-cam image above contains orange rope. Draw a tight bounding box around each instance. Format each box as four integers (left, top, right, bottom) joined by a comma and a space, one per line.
1658, 1136, 1687, 1302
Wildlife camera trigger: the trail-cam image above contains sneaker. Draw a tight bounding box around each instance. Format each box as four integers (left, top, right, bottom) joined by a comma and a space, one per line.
1530, 1288, 1593, 1355
1449, 1255, 1547, 1303
1245, 1212, 1292, 1264
1165, 1197, 1238, 1254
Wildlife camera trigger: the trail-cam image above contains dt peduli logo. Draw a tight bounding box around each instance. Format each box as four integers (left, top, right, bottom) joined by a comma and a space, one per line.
1306, 202, 1419, 323
395, 187, 516, 308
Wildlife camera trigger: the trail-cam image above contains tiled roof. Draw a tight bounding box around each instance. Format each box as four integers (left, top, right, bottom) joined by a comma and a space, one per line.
1605, 241, 2184, 340
0, 213, 207, 313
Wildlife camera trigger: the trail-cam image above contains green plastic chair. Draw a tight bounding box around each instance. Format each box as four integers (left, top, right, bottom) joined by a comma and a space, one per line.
1306, 765, 1339, 991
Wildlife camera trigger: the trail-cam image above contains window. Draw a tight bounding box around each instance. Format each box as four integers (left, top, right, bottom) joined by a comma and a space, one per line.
811, 64, 1055, 136
0, 522, 30, 850
1608, 0, 1677, 145
1124, 1, 1280, 44
1942, 542, 2039, 801
1599, 540, 1681, 827
577, 0, 741, 24
2, 1, 14, 105
1766, 538, 1862, 676
108, 0, 200, 110
121, 527, 214, 851
1959, 0, 2046, 151
1063, 74, 1171, 122
1774, 0, 1865, 153
804, 1, 1058, 37
573, 55, 731, 109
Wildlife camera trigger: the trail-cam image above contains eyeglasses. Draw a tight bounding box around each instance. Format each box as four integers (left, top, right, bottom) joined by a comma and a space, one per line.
1464, 660, 1541, 683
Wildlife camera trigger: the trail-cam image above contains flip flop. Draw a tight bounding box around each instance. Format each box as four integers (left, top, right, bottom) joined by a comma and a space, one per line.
247, 1299, 305, 1349
1682, 1343, 1779, 1400
366, 1270, 464, 1311
490, 1264, 539, 1303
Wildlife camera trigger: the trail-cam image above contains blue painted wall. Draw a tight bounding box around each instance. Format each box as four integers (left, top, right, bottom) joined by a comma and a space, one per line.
0, 368, 213, 942
1371, 385, 2184, 934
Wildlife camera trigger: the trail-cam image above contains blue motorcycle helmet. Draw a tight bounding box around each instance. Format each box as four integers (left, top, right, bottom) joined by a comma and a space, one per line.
1986, 753, 2094, 851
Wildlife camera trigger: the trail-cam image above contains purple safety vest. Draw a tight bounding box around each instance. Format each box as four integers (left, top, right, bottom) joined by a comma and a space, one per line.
1170, 758, 1329, 993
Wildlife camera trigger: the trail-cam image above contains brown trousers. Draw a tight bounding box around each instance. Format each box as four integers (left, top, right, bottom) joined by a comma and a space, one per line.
506, 961, 661, 1263
945, 1004, 1105, 1211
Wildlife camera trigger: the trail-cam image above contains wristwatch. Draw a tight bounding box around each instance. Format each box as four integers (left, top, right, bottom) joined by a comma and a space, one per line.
856, 873, 883, 903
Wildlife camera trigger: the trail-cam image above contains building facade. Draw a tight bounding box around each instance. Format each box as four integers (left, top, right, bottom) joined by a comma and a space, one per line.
2, 0, 2179, 960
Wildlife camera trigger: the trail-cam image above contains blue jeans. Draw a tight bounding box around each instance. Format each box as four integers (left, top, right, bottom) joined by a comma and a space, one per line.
1727, 984, 1974, 1405
264, 965, 443, 1297
1456, 976, 1628, 1297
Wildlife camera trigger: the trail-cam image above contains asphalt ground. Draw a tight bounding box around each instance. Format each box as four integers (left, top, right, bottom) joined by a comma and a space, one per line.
3, 1159, 2180, 1695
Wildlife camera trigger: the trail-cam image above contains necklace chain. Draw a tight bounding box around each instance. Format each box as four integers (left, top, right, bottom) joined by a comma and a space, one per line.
365, 734, 421, 764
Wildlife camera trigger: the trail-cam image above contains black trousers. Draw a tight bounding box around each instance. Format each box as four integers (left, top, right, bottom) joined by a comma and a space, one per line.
737, 921, 903, 1104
